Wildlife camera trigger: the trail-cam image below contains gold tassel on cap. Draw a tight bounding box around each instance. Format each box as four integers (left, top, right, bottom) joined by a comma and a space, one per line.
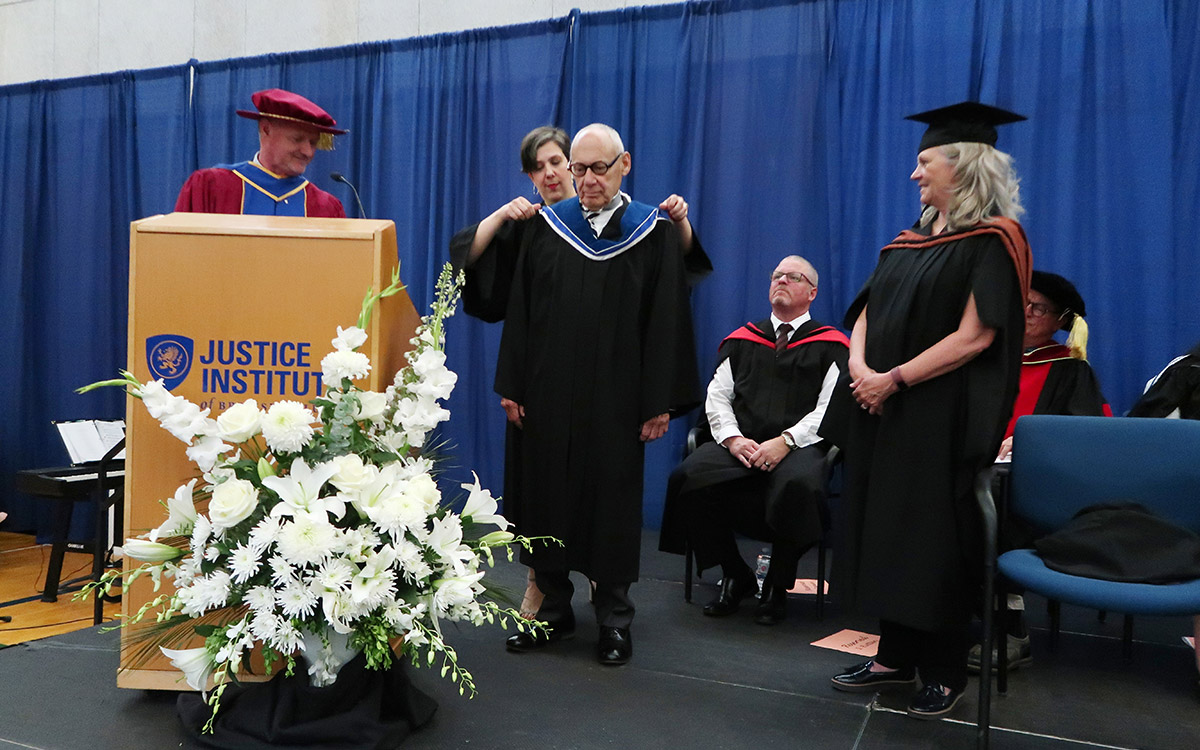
1066, 314, 1089, 360
317, 132, 335, 151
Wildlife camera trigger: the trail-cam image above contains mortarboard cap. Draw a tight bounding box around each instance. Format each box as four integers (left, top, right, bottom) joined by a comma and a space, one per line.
237, 89, 347, 150
1031, 269, 1086, 332
906, 101, 1025, 153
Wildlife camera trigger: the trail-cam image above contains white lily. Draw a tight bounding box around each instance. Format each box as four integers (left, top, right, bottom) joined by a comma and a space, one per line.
119, 538, 185, 563
263, 459, 345, 519
149, 479, 198, 542
460, 472, 510, 530
159, 646, 214, 691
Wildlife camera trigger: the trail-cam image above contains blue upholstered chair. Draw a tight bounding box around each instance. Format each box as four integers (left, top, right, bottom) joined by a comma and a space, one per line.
975, 415, 1200, 747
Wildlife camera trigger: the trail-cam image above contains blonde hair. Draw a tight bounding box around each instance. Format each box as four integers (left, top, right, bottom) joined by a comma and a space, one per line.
920, 142, 1024, 231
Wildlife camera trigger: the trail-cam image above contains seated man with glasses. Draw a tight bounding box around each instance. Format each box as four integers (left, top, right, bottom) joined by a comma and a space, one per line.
997, 270, 1111, 461
453, 123, 704, 666
659, 256, 848, 625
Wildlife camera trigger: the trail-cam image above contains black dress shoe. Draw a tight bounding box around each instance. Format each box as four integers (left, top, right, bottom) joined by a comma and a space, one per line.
830, 661, 917, 692
753, 585, 788, 626
505, 620, 575, 653
907, 682, 963, 719
702, 573, 757, 617
597, 626, 632, 665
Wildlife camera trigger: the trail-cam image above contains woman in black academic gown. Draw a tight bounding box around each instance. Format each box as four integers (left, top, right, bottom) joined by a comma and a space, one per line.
824, 102, 1032, 718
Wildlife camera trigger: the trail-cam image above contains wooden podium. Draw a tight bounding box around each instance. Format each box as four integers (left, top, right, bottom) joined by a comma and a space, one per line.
120, 213, 420, 689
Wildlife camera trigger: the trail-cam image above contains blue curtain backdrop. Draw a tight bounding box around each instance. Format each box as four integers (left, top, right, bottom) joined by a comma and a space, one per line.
1, 0, 1196, 539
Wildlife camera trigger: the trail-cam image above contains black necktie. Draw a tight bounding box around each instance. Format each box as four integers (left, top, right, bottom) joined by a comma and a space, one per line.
775, 323, 791, 354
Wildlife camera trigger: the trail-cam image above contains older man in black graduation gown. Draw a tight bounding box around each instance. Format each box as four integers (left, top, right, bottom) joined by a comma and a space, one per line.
660, 256, 849, 625
451, 123, 701, 665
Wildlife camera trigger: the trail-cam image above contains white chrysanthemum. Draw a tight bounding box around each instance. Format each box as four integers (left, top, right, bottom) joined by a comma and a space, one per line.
247, 516, 283, 554
190, 515, 212, 555
245, 585, 276, 614
180, 570, 232, 616
277, 578, 319, 619
313, 557, 356, 594
249, 611, 280, 642
394, 537, 434, 583
275, 514, 338, 567
321, 349, 371, 388
335, 526, 381, 562
203, 545, 220, 562
228, 544, 262, 584
269, 555, 298, 588
261, 401, 316, 454
272, 619, 304, 655
332, 325, 367, 351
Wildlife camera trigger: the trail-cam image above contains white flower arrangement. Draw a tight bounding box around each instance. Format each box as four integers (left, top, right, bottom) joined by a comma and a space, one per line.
80, 264, 544, 732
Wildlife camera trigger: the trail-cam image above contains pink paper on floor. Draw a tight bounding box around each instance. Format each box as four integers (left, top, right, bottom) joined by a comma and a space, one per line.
788, 578, 828, 595
810, 629, 879, 657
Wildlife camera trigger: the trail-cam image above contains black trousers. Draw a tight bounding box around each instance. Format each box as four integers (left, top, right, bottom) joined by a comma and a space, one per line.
532, 569, 635, 630
675, 442, 826, 589
875, 618, 970, 692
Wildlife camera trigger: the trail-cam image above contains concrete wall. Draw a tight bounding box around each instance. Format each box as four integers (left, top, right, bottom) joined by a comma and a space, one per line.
0, 0, 683, 86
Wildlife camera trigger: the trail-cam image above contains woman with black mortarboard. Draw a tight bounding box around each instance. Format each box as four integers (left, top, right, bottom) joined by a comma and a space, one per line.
822, 102, 1032, 718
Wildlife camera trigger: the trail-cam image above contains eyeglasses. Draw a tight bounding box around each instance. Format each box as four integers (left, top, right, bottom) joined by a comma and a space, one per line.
771, 271, 815, 287
569, 153, 624, 177
1025, 301, 1061, 318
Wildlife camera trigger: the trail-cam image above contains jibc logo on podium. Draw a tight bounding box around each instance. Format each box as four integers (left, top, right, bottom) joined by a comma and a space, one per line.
146, 334, 194, 391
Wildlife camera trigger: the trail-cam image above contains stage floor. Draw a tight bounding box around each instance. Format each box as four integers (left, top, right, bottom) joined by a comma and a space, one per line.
2, 530, 1197, 749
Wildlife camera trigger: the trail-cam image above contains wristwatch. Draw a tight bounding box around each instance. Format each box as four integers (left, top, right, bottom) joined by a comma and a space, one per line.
781, 431, 798, 450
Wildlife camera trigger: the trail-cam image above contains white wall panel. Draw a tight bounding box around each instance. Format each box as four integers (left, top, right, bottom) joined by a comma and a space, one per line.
357, 0, 418, 44
1, 0, 55, 85
0, 0, 692, 86
96, 0, 193, 73
243, 0, 359, 57
418, 0, 554, 37
195, 0, 247, 62
52, 0, 99, 81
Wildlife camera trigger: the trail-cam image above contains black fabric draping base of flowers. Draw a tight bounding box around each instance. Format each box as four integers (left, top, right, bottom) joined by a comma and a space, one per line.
177, 654, 438, 749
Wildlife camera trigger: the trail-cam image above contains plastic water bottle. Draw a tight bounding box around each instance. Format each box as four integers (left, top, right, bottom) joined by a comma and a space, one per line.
754, 548, 771, 593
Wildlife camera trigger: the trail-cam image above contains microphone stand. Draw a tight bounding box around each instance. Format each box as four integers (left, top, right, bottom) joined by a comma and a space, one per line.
330, 172, 367, 218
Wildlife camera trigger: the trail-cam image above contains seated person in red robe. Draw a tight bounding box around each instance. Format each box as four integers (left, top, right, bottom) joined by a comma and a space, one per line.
175, 88, 347, 218
974, 270, 1111, 673
659, 255, 848, 625
996, 269, 1111, 460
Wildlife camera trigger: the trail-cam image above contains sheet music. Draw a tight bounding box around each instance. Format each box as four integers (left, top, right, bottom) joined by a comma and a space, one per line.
55, 420, 126, 464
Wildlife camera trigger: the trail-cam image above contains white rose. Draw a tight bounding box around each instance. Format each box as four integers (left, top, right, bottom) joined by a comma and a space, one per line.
355, 391, 388, 422
404, 473, 442, 513
209, 478, 260, 530
217, 399, 263, 443
329, 453, 377, 493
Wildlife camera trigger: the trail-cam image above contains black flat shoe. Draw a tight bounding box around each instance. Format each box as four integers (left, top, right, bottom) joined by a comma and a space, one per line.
753, 585, 788, 626
597, 626, 632, 665
505, 621, 575, 653
703, 572, 757, 616
830, 661, 917, 692
907, 682, 963, 719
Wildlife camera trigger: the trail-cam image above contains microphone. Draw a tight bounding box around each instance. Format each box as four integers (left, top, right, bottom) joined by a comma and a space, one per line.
330, 172, 366, 218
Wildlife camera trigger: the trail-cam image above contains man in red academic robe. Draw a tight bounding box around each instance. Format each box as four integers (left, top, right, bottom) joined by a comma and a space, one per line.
175, 88, 346, 218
